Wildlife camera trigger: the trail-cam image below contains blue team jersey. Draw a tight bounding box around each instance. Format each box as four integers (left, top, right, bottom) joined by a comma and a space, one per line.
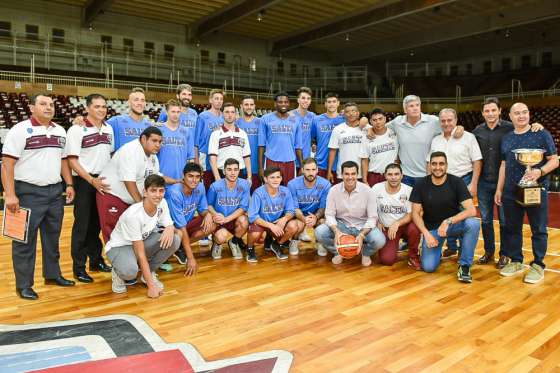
236, 116, 261, 172
195, 110, 224, 165
501, 129, 557, 197
165, 182, 208, 228
158, 107, 198, 138
258, 112, 302, 162
107, 114, 151, 151
248, 185, 295, 223
291, 109, 315, 167
311, 113, 345, 170
207, 178, 250, 217
157, 124, 194, 181
287, 175, 330, 215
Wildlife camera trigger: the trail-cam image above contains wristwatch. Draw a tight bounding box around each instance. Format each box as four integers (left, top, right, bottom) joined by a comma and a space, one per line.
445, 218, 453, 225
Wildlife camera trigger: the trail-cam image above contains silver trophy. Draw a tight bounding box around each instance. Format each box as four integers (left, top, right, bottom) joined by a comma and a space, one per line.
512, 149, 545, 206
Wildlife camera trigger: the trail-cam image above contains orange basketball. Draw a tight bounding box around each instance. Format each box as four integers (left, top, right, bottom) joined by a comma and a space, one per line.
336, 234, 360, 259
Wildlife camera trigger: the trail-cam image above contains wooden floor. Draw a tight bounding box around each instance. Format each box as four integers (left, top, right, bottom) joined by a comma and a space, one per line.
2, 207, 560, 372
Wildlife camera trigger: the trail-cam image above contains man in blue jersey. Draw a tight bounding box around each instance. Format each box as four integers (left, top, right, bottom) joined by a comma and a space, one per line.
247, 167, 302, 262
194, 89, 224, 190
157, 84, 198, 139
165, 163, 217, 276
108, 87, 152, 150
258, 92, 303, 186
291, 87, 315, 170
311, 93, 345, 181
207, 158, 250, 260
236, 95, 262, 192
287, 158, 330, 256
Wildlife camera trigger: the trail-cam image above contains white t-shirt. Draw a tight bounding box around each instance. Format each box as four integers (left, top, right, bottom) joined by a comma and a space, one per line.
328, 123, 366, 178
99, 139, 160, 204
370, 182, 412, 227
66, 120, 114, 175
105, 199, 173, 253
428, 130, 482, 178
208, 125, 251, 170
359, 129, 398, 173
2, 118, 67, 186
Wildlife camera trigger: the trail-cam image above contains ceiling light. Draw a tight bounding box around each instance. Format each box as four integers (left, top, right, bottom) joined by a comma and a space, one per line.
345, 33, 350, 41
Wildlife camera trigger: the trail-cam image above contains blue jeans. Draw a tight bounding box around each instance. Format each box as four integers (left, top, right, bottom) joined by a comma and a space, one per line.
314, 221, 386, 257
477, 179, 505, 257
447, 173, 473, 252
421, 217, 480, 272
402, 175, 418, 187
502, 190, 548, 268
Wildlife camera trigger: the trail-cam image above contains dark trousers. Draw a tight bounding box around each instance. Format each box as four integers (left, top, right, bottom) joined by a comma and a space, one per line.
71, 175, 103, 274
12, 181, 64, 289
502, 191, 548, 268
477, 179, 505, 257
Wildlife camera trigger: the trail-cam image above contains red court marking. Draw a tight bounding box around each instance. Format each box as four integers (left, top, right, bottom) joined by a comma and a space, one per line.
31, 349, 194, 373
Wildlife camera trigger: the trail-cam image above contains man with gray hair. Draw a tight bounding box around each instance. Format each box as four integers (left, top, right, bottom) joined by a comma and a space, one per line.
158, 83, 198, 140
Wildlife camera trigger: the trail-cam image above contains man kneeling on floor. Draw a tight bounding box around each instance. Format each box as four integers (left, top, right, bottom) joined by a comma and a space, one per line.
315, 161, 386, 266
106, 174, 182, 298
411, 151, 479, 283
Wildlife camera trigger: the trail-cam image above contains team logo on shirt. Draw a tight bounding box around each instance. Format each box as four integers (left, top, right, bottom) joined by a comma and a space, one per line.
341, 135, 363, 145
157, 207, 163, 217
124, 128, 144, 137
263, 204, 284, 213
182, 203, 197, 215
271, 124, 294, 134
218, 197, 241, 206
162, 136, 186, 147
27, 128, 33, 134
368, 142, 396, 154
399, 194, 408, 204
108, 206, 119, 214
297, 195, 320, 205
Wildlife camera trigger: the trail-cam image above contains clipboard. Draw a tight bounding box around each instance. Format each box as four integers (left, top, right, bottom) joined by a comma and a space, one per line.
2, 206, 31, 243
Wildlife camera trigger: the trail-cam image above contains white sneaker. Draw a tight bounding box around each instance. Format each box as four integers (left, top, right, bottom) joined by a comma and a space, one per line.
362, 255, 372, 267
289, 240, 299, 255
332, 255, 343, 265
199, 235, 210, 246
211, 243, 223, 259
111, 268, 126, 294
299, 229, 312, 242
317, 243, 327, 257
141, 271, 164, 290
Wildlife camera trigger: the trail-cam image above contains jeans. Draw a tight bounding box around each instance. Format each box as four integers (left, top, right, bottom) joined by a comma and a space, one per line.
314, 220, 386, 257
477, 179, 506, 257
447, 173, 473, 252
421, 217, 480, 272
502, 190, 548, 268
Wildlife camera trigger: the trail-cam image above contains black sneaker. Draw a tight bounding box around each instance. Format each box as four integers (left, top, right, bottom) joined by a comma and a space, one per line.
264, 234, 272, 252
270, 241, 288, 260
174, 247, 187, 265
246, 247, 258, 263
457, 264, 472, 283
124, 278, 137, 286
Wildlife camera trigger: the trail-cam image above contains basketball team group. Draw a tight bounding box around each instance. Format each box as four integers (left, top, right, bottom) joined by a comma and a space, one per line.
2, 84, 558, 300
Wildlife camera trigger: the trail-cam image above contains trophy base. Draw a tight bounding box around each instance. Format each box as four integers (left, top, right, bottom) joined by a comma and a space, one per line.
515, 184, 542, 207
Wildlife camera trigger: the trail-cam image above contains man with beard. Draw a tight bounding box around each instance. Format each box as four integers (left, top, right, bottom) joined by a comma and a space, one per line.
411, 152, 479, 283
207, 158, 250, 260
311, 93, 345, 181
287, 158, 330, 256
107, 87, 152, 150
157, 84, 198, 140
290, 87, 315, 170
258, 92, 303, 186
360, 108, 398, 187
236, 95, 262, 192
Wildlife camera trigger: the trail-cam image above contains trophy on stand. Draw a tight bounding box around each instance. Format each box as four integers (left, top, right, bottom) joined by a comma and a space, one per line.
513, 149, 545, 206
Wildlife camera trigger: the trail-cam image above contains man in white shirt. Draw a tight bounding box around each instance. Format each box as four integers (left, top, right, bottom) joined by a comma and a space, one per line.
1, 93, 76, 300
106, 174, 181, 298
66, 93, 114, 283
371, 163, 421, 270
208, 102, 252, 183
360, 108, 398, 187
327, 103, 368, 183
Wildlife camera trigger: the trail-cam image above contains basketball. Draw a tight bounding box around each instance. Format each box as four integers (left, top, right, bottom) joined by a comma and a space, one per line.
336, 234, 360, 258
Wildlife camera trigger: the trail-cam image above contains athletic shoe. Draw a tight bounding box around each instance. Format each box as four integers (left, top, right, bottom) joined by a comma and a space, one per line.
289, 240, 299, 256
496, 255, 510, 269
362, 255, 372, 267
141, 272, 164, 290
524, 263, 544, 284
264, 234, 272, 252
228, 238, 244, 260
159, 263, 173, 272
500, 262, 525, 277
398, 241, 408, 252
211, 243, 223, 259
407, 256, 421, 271
477, 253, 495, 265
442, 248, 457, 258
299, 229, 312, 242
111, 269, 126, 294
317, 243, 327, 257
270, 241, 288, 260
124, 278, 137, 286
199, 236, 210, 246
246, 247, 258, 263
331, 255, 343, 265
457, 264, 472, 283
173, 248, 187, 265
